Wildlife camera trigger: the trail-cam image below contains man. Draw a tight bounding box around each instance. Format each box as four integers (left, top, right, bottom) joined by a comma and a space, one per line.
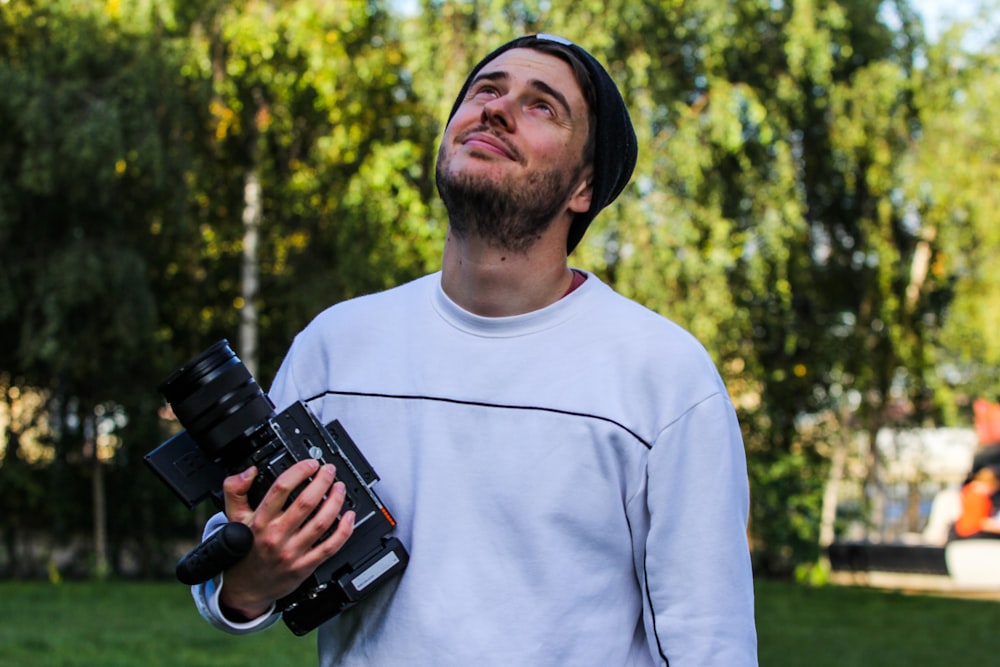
192, 34, 758, 665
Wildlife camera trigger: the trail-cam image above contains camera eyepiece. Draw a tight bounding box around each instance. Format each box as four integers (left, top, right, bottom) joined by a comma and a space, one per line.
159, 339, 274, 462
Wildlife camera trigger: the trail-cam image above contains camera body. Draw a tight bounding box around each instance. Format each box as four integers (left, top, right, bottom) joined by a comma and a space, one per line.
145, 340, 407, 635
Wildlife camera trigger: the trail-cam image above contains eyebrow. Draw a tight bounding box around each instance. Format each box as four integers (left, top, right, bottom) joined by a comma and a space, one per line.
470, 70, 574, 119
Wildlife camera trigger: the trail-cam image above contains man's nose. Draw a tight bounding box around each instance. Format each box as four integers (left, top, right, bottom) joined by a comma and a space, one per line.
481, 97, 514, 132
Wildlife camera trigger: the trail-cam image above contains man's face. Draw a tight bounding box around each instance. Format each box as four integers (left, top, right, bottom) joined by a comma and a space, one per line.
435, 48, 593, 253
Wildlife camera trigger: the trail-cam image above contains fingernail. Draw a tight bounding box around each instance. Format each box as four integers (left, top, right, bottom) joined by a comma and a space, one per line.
240, 467, 256, 480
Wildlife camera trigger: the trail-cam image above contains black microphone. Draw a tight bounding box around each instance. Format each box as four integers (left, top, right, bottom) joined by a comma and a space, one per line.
176, 521, 254, 585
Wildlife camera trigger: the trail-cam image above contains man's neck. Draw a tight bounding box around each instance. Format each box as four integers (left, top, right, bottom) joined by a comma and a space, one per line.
440, 230, 574, 317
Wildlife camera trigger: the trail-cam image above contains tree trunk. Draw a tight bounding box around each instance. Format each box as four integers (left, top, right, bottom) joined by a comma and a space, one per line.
91, 437, 109, 579
864, 425, 887, 542
240, 166, 261, 377
819, 433, 847, 549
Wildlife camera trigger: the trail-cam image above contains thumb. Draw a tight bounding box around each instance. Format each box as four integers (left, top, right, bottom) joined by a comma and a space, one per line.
223, 466, 258, 522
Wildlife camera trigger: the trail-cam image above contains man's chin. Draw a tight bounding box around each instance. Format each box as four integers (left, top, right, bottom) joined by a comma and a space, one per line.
439, 165, 515, 199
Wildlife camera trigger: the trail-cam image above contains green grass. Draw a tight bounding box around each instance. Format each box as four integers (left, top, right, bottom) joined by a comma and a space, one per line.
0, 579, 997, 665
0, 581, 315, 667
757, 580, 1000, 666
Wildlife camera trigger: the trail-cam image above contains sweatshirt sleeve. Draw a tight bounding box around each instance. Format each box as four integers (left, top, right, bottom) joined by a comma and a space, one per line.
190, 512, 282, 634
638, 391, 758, 665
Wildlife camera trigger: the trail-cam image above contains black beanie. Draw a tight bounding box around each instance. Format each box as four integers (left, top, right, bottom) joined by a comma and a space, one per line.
446, 34, 637, 253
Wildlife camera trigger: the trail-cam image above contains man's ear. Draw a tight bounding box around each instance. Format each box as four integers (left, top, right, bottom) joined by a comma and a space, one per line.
568, 166, 594, 214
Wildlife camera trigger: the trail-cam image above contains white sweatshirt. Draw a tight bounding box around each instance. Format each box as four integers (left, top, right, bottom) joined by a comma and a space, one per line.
193, 271, 757, 666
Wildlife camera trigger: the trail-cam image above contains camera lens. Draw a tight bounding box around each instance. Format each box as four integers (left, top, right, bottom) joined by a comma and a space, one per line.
159, 339, 274, 462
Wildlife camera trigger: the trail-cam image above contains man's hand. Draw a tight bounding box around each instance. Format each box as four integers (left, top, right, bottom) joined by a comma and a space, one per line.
216, 459, 356, 621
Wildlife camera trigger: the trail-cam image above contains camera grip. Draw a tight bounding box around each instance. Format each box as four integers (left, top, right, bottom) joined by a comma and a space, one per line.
176, 521, 254, 585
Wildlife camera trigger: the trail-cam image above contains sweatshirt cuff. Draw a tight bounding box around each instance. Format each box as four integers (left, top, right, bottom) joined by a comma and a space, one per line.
193, 573, 281, 635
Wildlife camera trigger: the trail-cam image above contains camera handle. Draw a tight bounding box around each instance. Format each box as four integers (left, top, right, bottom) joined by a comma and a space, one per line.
176, 521, 254, 585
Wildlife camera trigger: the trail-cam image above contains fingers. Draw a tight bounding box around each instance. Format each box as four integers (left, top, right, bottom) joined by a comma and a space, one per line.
222, 466, 258, 523
252, 458, 325, 523
251, 459, 355, 557
279, 466, 356, 561
297, 480, 356, 556
218, 457, 357, 610
283, 461, 338, 526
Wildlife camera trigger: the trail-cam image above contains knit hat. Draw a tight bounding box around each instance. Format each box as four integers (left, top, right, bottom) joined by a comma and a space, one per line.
447, 34, 637, 253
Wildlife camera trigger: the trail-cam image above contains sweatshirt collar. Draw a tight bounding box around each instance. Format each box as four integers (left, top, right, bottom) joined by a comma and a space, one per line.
430, 270, 593, 338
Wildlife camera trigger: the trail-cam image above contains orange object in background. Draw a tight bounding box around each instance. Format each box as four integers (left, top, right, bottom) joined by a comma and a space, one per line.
973, 398, 1000, 445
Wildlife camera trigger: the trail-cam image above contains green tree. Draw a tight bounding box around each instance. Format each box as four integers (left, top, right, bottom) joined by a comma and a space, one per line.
901, 5, 1000, 416
2, 0, 996, 579
163, 0, 441, 385
0, 0, 207, 577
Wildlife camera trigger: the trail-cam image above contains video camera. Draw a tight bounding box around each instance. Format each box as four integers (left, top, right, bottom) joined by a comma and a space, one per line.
145, 339, 407, 635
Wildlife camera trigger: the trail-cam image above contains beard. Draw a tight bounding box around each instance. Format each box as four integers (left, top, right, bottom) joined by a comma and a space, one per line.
435, 132, 585, 254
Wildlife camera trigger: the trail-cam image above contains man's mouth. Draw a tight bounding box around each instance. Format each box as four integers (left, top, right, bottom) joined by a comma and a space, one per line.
458, 129, 521, 162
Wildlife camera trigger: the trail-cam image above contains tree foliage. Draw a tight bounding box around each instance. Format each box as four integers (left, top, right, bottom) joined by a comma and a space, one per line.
0, 0, 998, 578
0, 0, 199, 576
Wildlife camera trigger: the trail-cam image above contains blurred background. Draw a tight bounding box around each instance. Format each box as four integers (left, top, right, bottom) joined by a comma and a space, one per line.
0, 0, 998, 583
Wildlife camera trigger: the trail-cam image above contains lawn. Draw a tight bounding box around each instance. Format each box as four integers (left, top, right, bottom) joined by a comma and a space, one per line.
0, 580, 314, 667
756, 580, 1000, 665
0, 578, 997, 665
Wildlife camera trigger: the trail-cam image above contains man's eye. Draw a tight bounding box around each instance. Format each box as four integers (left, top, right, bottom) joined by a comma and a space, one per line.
536, 102, 555, 115
474, 85, 499, 98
